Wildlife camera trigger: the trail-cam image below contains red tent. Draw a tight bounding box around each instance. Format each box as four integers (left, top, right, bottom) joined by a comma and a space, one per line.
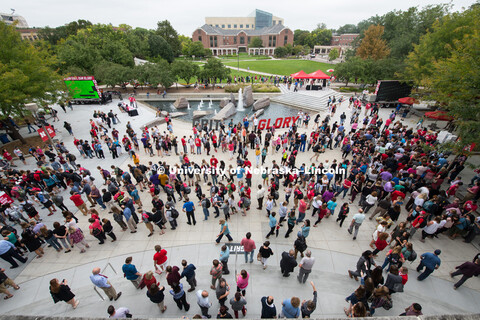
398, 97, 418, 105
306, 70, 330, 79
425, 111, 454, 121
290, 70, 309, 79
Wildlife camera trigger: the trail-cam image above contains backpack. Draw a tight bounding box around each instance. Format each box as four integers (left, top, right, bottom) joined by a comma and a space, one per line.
22, 202, 36, 215
153, 185, 160, 195
102, 169, 110, 177
408, 250, 417, 262
184, 184, 191, 194
419, 218, 428, 228
170, 208, 179, 219
165, 184, 174, 195
230, 184, 236, 192
205, 198, 211, 208
72, 173, 83, 183
388, 253, 401, 266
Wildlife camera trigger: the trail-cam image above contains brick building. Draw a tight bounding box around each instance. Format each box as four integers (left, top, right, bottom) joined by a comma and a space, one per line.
192, 24, 293, 56
330, 33, 359, 46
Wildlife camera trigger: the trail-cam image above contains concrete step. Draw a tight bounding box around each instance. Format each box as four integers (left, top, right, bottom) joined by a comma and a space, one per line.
271, 91, 344, 113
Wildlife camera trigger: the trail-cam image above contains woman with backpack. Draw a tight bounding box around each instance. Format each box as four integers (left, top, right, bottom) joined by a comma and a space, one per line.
20, 222, 44, 259
381, 246, 405, 271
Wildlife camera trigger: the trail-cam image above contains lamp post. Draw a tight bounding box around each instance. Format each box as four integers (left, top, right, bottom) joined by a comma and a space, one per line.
237, 49, 240, 71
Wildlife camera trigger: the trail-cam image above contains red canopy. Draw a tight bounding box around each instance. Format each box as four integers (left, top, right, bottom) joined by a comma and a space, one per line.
306, 70, 330, 79
398, 97, 418, 105
290, 70, 309, 79
425, 111, 454, 121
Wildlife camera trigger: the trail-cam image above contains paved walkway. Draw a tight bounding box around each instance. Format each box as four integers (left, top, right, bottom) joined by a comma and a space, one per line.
0, 95, 479, 318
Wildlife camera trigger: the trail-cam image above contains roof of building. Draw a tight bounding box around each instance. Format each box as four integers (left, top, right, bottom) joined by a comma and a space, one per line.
0, 13, 29, 28
196, 24, 288, 36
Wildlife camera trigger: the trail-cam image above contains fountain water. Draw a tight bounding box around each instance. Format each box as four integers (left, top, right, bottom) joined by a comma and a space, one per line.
208, 99, 213, 108
214, 109, 217, 114
187, 103, 191, 110
198, 99, 203, 110
237, 88, 245, 111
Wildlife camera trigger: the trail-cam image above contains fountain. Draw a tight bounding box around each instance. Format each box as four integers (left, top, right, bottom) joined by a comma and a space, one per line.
208, 99, 213, 109
214, 109, 218, 114
187, 103, 191, 110
198, 99, 203, 110
237, 88, 245, 111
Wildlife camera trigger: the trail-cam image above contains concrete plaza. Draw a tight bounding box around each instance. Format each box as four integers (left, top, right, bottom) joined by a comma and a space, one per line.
0, 91, 479, 318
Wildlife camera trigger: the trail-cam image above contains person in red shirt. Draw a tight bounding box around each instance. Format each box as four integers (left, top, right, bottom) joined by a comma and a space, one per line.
195, 138, 202, 154
142, 270, 158, 291
336, 178, 352, 199
372, 232, 389, 256
463, 200, 478, 214
210, 155, 218, 168
244, 159, 252, 168
391, 190, 406, 202
70, 191, 88, 215
212, 134, 218, 152
153, 245, 168, 274
181, 136, 187, 154
89, 217, 106, 244
400, 267, 408, 285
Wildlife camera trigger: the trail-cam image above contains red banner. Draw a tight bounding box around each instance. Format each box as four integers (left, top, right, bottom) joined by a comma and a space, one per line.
0, 192, 14, 205
37, 126, 56, 142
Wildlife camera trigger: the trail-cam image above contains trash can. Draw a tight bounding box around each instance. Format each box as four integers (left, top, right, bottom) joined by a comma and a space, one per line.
0, 134, 10, 143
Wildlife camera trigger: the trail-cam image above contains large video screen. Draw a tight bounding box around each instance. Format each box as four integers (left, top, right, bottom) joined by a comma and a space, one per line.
64, 76, 100, 99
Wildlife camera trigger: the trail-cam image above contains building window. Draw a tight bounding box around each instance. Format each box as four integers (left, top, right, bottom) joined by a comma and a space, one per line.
215, 24, 219, 27
228, 24, 231, 28
273, 20, 276, 25
240, 36, 245, 44
273, 36, 276, 47
240, 24, 243, 28
234, 24, 237, 28
222, 24, 225, 28
198, 36, 202, 41
234, 37, 237, 44
214, 36, 217, 47
284, 35, 288, 45
268, 36, 272, 47
210, 36, 213, 47
246, 24, 249, 28
248, 37, 251, 44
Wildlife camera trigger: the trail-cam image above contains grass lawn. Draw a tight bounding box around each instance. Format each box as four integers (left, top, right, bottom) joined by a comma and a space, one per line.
223, 59, 334, 76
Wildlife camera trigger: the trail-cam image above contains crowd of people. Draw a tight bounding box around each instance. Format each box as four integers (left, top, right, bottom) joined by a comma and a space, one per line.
0, 91, 479, 318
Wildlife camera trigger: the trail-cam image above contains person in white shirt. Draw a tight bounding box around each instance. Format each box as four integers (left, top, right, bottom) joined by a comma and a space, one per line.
108, 305, 131, 318
257, 185, 265, 210
421, 217, 442, 242
196, 290, 212, 318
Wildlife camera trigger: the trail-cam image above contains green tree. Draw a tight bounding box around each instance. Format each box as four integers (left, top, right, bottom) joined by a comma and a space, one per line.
94, 62, 134, 88
292, 45, 305, 56
274, 46, 288, 58
403, 6, 479, 84
201, 58, 230, 88
357, 25, 390, 60
183, 41, 208, 58
249, 37, 263, 48
136, 60, 175, 89
171, 60, 200, 85
38, 19, 92, 45
333, 56, 365, 86
156, 20, 181, 56
0, 22, 63, 143
148, 33, 174, 62
429, 31, 480, 147
328, 48, 339, 61
293, 29, 310, 46
335, 24, 360, 34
